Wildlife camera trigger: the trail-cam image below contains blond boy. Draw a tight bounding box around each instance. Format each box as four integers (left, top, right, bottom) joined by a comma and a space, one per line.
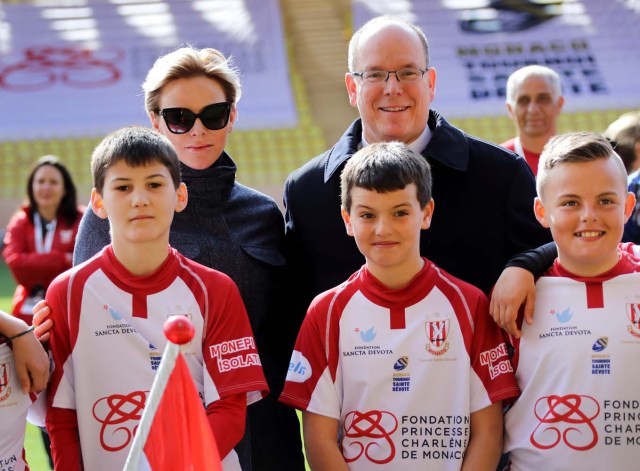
503, 132, 639, 469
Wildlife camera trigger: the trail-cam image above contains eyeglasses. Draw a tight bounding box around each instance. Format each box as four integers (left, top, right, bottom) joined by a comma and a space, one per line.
351, 67, 428, 84
159, 102, 232, 134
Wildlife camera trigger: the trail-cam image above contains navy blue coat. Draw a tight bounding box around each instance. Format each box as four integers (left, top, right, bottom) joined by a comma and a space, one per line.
283, 110, 552, 324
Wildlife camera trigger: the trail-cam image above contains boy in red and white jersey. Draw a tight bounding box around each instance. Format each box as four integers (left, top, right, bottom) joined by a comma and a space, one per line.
45, 127, 267, 471
503, 132, 640, 469
280, 142, 519, 471
0, 309, 49, 471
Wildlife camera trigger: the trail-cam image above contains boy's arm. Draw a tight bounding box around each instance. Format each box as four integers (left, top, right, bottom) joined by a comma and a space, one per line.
45, 279, 82, 469
205, 393, 247, 459
461, 402, 503, 471
490, 242, 558, 337
0, 310, 49, 393
47, 407, 83, 471
302, 411, 349, 471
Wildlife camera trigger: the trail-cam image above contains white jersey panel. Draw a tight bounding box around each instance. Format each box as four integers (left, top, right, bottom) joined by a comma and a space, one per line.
505, 273, 640, 470
52, 265, 239, 469
0, 344, 31, 471
333, 288, 473, 470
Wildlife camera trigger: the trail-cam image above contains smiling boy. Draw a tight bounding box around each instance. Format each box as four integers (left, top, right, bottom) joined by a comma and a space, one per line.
280, 142, 518, 471
503, 132, 640, 469
44, 126, 267, 471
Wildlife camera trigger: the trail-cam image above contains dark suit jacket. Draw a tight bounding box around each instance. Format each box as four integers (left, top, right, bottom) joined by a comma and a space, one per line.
283, 110, 552, 324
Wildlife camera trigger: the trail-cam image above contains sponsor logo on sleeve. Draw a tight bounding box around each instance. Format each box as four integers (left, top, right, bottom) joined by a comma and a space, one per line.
287, 350, 312, 383
479, 343, 513, 379
209, 337, 261, 372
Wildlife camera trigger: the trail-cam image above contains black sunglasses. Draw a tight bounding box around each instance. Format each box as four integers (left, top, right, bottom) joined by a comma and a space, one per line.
160, 102, 231, 134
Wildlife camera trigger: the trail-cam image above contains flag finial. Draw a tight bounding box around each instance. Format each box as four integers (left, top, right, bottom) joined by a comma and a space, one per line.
163, 316, 195, 345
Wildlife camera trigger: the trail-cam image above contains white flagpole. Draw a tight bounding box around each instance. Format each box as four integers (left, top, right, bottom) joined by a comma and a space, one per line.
123, 316, 194, 470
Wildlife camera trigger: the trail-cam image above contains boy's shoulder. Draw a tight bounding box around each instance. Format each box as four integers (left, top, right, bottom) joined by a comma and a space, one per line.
428, 261, 488, 304
172, 248, 236, 287
306, 269, 364, 318
307, 260, 488, 319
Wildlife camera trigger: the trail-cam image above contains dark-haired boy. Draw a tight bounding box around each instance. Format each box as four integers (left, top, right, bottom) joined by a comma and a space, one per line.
280, 142, 518, 471
45, 126, 267, 471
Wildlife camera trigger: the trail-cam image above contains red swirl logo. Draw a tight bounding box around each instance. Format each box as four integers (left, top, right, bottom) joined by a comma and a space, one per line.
92, 390, 147, 452
0, 45, 123, 92
342, 410, 398, 464
530, 394, 600, 451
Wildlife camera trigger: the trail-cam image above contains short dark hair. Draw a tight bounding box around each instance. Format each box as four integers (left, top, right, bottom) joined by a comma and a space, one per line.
91, 126, 181, 193
26, 155, 78, 226
341, 142, 432, 212
537, 131, 627, 197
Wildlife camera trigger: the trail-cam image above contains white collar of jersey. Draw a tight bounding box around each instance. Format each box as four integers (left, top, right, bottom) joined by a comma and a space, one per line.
359, 125, 432, 154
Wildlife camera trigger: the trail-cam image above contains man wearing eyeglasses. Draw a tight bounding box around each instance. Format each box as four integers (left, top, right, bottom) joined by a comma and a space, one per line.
282, 16, 551, 325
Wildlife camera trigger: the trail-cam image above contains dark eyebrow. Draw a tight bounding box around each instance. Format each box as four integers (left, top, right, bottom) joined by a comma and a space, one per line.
109, 173, 168, 183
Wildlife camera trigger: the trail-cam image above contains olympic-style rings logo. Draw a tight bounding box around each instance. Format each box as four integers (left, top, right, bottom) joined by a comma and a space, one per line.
342, 410, 398, 464
530, 394, 600, 450
93, 390, 147, 452
0, 45, 123, 92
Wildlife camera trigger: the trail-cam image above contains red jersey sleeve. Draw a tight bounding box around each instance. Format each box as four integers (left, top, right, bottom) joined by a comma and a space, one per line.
45, 273, 83, 469
201, 272, 268, 405
469, 293, 520, 406
279, 287, 346, 417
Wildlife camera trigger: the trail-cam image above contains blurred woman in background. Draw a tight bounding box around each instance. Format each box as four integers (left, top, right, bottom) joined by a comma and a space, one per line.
2, 154, 84, 468
3, 155, 84, 324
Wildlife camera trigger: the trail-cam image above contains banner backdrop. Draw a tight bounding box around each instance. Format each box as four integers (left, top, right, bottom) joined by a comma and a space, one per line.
0, 0, 297, 140
352, 0, 640, 117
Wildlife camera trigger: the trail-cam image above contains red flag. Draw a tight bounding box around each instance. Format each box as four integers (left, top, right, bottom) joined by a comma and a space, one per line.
142, 353, 221, 470
125, 316, 221, 471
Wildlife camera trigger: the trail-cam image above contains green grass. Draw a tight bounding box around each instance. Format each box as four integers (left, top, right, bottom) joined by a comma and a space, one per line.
0, 261, 53, 471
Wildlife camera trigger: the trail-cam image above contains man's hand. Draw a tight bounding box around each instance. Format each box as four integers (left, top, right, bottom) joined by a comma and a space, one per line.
33, 300, 53, 343
12, 328, 49, 393
490, 267, 536, 338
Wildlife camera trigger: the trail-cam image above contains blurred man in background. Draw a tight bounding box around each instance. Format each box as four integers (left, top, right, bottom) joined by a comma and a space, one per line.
502, 65, 565, 176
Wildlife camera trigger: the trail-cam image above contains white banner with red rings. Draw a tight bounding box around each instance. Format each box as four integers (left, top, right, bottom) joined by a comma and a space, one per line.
0, 0, 297, 140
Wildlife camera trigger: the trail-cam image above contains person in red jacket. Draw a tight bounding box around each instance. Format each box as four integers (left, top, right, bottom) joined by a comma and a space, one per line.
3, 156, 84, 325
2, 155, 83, 466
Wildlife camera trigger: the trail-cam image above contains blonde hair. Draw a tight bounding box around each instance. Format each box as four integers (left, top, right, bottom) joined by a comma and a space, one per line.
143, 46, 241, 114
536, 132, 627, 198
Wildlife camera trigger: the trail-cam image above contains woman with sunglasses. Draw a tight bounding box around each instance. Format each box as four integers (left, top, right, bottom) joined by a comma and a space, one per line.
66, 47, 305, 471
